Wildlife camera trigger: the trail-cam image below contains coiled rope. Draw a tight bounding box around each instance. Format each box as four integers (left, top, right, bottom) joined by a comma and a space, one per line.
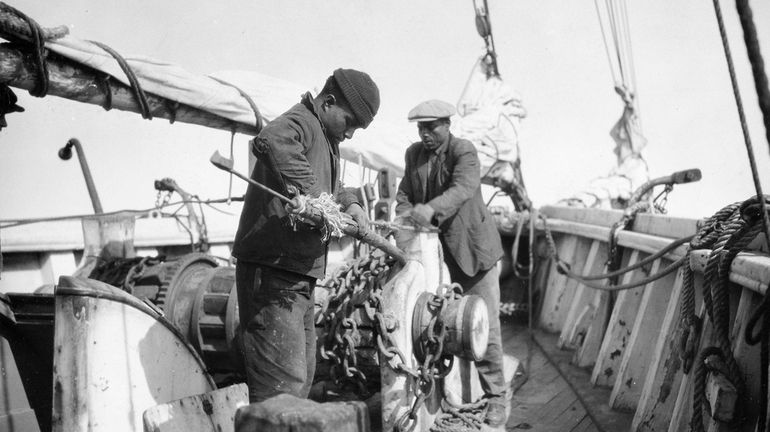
685, 196, 768, 432
430, 399, 487, 432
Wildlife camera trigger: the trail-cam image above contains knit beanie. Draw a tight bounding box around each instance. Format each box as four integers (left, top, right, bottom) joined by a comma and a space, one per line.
332, 68, 380, 128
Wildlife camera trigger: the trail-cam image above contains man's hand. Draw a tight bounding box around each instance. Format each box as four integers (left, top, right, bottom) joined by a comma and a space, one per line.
345, 203, 369, 232
410, 203, 435, 227
284, 185, 302, 213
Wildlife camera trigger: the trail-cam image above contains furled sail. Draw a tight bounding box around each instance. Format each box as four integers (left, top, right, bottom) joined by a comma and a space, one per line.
1, 3, 529, 208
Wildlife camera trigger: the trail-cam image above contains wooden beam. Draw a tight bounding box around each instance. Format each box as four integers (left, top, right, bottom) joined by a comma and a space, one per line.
690, 249, 770, 295
610, 258, 676, 411
0, 43, 259, 136
591, 250, 645, 388
538, 235, 580, 333
539, 205, 701, 239
631, 269, 686, 431
540, 218, 689, 260
557, 239, 606, 350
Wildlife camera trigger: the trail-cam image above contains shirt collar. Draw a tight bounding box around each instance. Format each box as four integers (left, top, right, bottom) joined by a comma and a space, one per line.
426, 134, 451, 156
301, 92, 339, 148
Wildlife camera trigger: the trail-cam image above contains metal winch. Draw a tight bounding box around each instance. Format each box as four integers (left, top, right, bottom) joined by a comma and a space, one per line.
88, 252, 241, 373
411, 285, 489, 364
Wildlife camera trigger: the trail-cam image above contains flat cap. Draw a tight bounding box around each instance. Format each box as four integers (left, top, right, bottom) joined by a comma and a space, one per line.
407, 99, 456, 122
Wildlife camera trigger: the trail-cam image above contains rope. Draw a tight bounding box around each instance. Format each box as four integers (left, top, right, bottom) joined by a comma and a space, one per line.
430, 399, 487, 432
558, 256, 686, 293
745, 290, 770, 432
594, 0, 640, 118
2, 3, 49, 97
735, 0, 770, 154
290, 193, 347, 241
687, 196, 768, 431
95, 74, 113, 110
88, 40, 153, 119
209, 76, 264, 131
712, 0, 770, 252
538, 215, 685, 292
559, 234, 692, 281
678, 201, 743, 374
691, 346, 728, 432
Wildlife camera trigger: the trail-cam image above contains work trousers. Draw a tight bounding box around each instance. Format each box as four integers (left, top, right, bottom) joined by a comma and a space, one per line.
236, 262, 317, 403
444, 253, 506, 400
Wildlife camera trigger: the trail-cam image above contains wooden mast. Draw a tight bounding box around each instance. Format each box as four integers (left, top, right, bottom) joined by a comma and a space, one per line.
0, 44, 260, 136
0, 3, 259, 136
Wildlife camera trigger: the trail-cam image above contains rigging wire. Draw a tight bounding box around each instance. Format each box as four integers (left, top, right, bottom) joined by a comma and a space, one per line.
711, 0, 770, 252
594, 0, 618, 85
594, 0, 641, 120
735, 0, 770, 153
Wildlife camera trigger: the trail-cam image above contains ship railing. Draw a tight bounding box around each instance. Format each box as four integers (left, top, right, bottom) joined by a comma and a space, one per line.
499, 204, 768, 431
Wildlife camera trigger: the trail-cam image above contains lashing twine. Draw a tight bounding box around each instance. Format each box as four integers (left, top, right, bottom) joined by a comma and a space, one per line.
290, 193, 347, 241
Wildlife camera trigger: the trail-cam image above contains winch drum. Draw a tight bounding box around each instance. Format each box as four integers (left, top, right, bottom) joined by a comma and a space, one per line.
411, 291, 489, 362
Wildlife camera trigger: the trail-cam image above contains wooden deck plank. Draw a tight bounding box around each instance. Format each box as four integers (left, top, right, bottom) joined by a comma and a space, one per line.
503, 322, 591, 431
610, 259, 675, 411
531, 329, 634, 431
552, 399, 590, 430
571, 414, 601, 432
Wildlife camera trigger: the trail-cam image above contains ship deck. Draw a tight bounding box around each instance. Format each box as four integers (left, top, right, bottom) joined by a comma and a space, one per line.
502, 319, 634, 432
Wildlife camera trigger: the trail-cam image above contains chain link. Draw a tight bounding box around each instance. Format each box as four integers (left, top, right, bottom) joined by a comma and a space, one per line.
317, 251, 467, 431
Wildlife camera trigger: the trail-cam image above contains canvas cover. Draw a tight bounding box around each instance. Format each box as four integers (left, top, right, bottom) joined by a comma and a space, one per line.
44, 37, 527, 190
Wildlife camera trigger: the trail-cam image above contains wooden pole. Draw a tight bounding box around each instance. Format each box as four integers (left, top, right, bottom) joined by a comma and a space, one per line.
0, 43, 259, 136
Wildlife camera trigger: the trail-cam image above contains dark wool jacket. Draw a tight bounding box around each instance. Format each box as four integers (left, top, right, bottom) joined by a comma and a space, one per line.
396, 134, 503, 277
232, 93, 358, 280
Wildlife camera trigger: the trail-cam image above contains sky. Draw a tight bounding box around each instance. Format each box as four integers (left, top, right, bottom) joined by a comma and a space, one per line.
1, 0, 770, 227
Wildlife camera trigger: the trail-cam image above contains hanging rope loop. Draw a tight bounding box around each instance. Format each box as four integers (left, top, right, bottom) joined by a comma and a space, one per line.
88, 40, 153, 119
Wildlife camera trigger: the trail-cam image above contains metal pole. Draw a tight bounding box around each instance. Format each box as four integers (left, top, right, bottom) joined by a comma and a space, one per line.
59, 138, 103, 214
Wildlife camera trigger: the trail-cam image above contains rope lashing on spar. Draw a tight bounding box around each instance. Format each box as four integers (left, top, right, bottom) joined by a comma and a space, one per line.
0, 2, 55, 97
87, 40, 153, 119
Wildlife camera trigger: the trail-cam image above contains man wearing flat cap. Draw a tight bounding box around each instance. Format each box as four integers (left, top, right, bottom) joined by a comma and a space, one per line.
0, 84, 25, 131
396, 99, 508, 427
232, 68, 379, 403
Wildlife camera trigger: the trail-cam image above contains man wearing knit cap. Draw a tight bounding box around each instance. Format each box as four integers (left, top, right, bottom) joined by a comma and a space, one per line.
396, 99, 508, 427
232, 68, 379, 403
